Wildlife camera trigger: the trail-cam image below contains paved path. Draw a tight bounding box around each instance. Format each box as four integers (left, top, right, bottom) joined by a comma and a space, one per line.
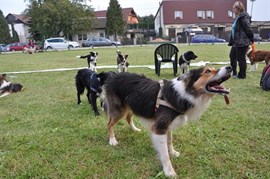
2, 61, 232, 74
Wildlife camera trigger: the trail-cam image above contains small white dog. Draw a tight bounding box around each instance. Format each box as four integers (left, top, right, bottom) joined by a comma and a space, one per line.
23, 46, 37, 54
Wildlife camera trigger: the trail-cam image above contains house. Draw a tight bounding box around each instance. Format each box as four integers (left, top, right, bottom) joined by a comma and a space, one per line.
74, 8, 139, 43
5, 13, 31, 43
5, 8, 138, 44
154, 0, 247, 41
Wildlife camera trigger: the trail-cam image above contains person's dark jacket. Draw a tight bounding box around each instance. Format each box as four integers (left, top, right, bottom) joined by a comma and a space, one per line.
228, 12, 254, 47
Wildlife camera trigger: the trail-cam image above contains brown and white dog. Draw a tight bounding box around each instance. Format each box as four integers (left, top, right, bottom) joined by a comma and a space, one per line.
246, 46, 270, 71
116, 50, 129, 72
0, 74, 24, 98
101, 66, 232, 177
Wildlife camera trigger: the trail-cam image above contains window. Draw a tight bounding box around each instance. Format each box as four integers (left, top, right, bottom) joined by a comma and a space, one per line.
197, 11, 205, 19
206, 11, 214, 19
78, 34, 87, 41
228, 10, 235, 18
174, 11, 183, 19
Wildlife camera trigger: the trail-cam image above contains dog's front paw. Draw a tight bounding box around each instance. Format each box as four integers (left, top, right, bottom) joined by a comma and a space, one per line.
169, 150, 180, 157
109, 137, 118, 146
164, 167, 177, 177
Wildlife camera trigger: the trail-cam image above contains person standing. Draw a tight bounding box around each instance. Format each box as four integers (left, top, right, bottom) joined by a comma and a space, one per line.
228, 1, 254, 79
28, 39, 34, 48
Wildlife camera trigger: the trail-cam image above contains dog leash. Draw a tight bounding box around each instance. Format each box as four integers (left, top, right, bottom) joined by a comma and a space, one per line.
251, 42, 255, 59
155, 80, 179, 113
90, 73, 99, 93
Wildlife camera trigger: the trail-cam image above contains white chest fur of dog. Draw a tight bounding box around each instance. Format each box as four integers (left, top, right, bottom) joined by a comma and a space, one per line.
102, 66, 232, 177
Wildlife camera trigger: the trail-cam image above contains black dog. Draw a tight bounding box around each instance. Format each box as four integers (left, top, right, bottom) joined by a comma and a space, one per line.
179, 51, 198, 76
75, 69, 115, 115
76, 52, 98, 71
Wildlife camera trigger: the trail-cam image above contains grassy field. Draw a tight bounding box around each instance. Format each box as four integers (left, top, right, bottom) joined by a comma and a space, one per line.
0, 44, 270, 178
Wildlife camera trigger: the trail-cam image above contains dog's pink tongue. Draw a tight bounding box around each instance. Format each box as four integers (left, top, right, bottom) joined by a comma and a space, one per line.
224, 94, 230, 105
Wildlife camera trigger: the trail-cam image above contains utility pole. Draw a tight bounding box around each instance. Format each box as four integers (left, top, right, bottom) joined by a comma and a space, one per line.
250, 0, 256, 17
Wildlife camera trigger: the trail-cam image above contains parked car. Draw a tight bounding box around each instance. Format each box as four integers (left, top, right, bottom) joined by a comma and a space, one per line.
6, 42, 29, 51
191, 34, 226, 43
253, 33, 262, 42
44, 37, 80, 50
0, 44, 6, 52
82, 37, 121, 47
2, 44, 10, 52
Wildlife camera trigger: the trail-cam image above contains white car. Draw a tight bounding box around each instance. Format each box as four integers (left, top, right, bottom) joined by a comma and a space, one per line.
44, 37, 80, 50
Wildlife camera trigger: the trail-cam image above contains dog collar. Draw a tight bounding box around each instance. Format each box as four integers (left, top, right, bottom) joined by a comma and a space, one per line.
182, 52, 188, 63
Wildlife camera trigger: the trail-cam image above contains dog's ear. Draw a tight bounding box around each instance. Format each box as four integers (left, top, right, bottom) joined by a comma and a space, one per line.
124, 55, 128, 59
117, 53, 123, 58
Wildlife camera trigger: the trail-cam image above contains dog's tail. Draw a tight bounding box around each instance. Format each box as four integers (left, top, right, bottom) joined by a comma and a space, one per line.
76, 56, 81, 58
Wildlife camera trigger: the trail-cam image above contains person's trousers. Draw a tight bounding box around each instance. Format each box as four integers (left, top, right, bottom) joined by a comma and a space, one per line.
229, 46, 248, 78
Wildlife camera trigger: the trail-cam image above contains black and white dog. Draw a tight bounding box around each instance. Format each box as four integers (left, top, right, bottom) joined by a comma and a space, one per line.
76, 52, 99, 71
0, 74, 24, 98
101, 66, 232, 177
179, 51, 198, 76
75, 69, 115, 116
116, 50, 129, 72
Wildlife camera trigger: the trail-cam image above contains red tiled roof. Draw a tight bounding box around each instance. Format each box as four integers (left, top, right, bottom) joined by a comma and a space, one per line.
95, 7, 137, 22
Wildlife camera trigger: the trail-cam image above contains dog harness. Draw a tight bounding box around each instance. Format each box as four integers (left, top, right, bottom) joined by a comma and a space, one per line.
155, 80, 178, 112
90, 73, 100, 93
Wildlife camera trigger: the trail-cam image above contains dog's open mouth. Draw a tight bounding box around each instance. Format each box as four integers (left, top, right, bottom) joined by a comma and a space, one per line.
206, 75, 231, 95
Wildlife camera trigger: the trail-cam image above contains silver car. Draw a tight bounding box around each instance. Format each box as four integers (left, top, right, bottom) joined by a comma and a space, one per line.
44, 37, 80, 50
82, 37, 121, 47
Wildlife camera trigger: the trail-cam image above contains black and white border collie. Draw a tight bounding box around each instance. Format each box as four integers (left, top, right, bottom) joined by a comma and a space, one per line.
116, 50, 129, 72
75, 69, 116, 116
179, 51, 198, 76
101, 66, 232, 177
0, 74, 24, 98
76, 52, 99, 72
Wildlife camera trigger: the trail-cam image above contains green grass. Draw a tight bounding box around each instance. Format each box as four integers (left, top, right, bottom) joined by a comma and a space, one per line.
0, 44, 270, 178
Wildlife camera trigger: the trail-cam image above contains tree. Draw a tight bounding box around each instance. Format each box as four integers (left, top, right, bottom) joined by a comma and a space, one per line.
25, 0, 95, 40
0, 10, 11, 44
106, 0, 125, 40
138, 15, 154, 30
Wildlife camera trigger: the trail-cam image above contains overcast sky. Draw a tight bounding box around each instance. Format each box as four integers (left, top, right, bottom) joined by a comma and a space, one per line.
0, 0, 269, 21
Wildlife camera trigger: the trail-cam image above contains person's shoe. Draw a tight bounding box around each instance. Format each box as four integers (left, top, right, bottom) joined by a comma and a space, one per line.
236, 75, 246, 79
